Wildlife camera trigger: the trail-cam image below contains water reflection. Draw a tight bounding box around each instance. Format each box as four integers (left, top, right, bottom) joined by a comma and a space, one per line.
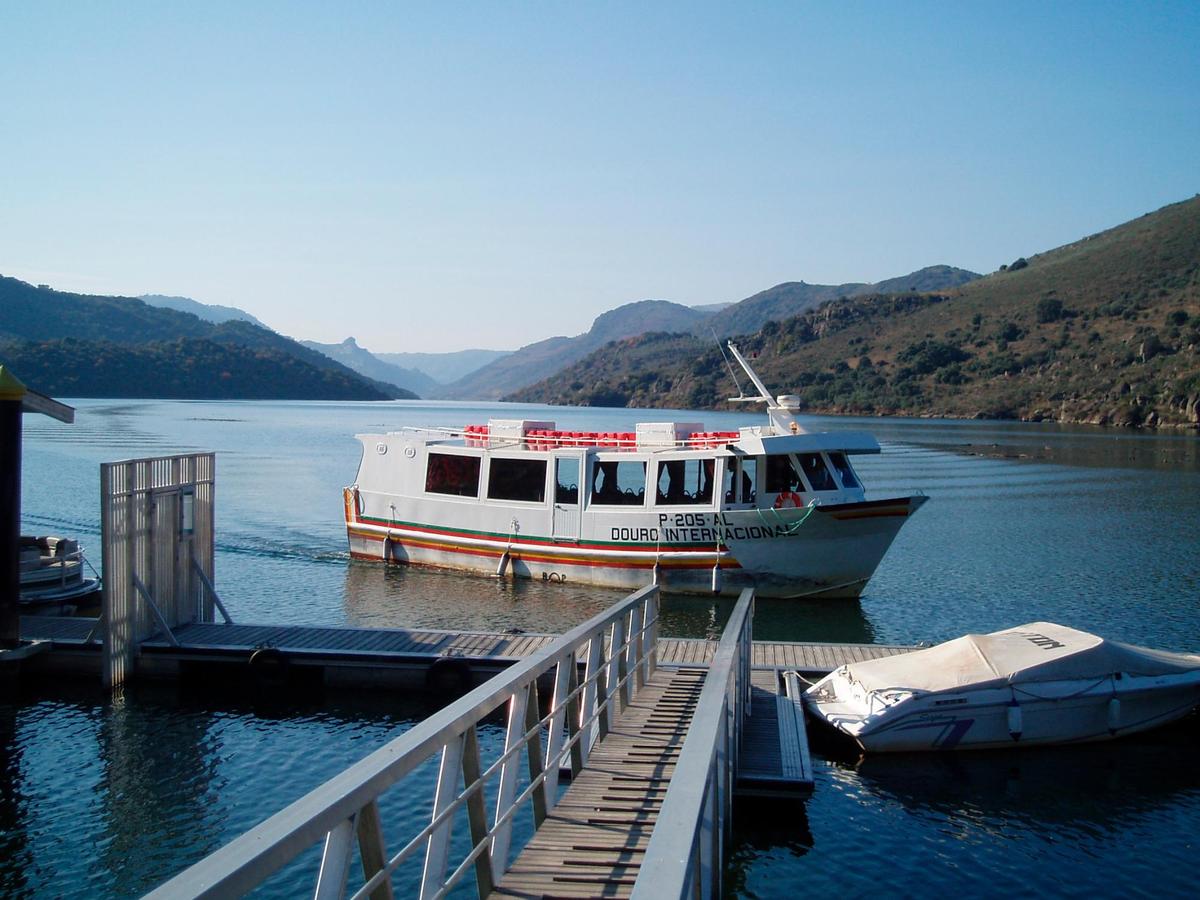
833, 712, 1200, 832
339, 561, 879, 644
824, 415, 1200, 473
97, 696, 223, 897
340, 560, 621, 634
0, 703, 32, 897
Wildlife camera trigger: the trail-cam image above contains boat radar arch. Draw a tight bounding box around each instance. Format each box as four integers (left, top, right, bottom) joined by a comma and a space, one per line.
725, 342, 808, 435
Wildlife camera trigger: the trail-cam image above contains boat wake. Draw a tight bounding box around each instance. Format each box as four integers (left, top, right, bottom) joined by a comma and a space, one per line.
215, 530, 351, 566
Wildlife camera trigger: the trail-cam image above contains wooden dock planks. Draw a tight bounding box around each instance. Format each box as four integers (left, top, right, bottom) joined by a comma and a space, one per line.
489, 666, 707, 899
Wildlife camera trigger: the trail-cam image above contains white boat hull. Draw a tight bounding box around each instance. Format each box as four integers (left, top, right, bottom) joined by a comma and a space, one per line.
808, 677, 1200, 752
805, 622, 1200, 751
345, 487, 925, 599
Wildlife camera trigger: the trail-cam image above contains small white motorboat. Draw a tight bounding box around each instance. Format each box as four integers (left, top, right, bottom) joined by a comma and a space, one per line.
19, 535, 101, 607
804, 622, 1200, 752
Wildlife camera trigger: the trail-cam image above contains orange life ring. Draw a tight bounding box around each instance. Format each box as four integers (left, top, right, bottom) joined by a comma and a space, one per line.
773, 491, 803, 509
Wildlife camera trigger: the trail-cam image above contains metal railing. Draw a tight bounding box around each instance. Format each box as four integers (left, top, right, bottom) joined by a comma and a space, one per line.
631, 587, 754, 900
145, 584, 661, 900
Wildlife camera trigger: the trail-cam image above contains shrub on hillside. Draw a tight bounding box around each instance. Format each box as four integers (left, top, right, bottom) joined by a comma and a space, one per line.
896, 339, 971, 376
1036, 297, 1065, 323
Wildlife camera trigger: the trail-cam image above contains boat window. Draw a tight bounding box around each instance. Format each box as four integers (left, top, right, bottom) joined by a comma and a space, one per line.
827, 452, 859, 489
425, 452, 481, 497
654, 459, 714, 506
555, 457, 579, 504
487, 457, 547, 503
798, 453, 837, 491
765, 454, 801, 494
591, 459, 646, 506
725, 458, 756, 505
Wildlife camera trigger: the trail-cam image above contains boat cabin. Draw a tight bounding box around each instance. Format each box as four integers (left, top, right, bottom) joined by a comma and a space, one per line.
358, 418, 879, 516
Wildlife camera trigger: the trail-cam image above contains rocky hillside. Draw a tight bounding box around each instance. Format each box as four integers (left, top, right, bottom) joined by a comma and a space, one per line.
301, 337, 437, 398
512, 197, 1200, 429
697, 265, 980, 338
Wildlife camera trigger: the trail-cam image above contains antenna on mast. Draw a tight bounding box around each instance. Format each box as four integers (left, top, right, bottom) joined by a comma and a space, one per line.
725, 342, 776, 404
713, 329, 745, 399
725, 341, 807, 434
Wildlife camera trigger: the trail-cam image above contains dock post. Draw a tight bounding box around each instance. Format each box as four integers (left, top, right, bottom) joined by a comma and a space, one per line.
0, 368, 24, 647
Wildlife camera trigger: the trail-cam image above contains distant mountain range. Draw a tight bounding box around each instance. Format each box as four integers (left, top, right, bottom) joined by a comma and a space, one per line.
375, 348, 512, 385
512, 197, 1200, 429
444, 267, 981, 400
441, 299, 715, 400
0, 278, 414, 400
11, 196, 1195, 427
140, 293, 271, 330
300, 337, 443, 398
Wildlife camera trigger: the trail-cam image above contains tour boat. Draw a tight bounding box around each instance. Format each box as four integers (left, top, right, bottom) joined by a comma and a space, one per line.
804, 622, 1200, 751
343, 343, 927, 599
20, 535, 101, 606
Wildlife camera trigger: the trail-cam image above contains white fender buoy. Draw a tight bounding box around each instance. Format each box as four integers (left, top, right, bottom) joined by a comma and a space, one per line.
496, 550, 511, 577
1107, 696, 1121, 734
711, 563, 722, 594
1007, 701, 1023, 741
652, 562, 662, 586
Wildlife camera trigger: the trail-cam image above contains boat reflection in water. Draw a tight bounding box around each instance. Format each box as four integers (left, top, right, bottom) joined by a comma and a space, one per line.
339, 558, 879, 644
841, 712, 1200, 829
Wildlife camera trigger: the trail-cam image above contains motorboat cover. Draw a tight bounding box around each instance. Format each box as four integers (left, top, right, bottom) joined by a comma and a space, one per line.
844, 622, 1200, 694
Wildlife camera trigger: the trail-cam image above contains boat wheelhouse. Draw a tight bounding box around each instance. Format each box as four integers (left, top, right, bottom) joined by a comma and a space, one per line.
344, 345, 926, 599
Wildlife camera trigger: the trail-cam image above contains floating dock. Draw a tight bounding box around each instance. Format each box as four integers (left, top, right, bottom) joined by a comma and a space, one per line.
17, 615, 915, 687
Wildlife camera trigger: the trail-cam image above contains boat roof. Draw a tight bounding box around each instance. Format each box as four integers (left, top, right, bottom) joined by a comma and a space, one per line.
841, 622, 1200, 694
732, 429, 880, 456
362, 423, 880, 455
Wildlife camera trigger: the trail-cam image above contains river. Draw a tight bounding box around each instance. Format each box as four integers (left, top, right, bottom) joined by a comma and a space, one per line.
9, 398, 1200, 897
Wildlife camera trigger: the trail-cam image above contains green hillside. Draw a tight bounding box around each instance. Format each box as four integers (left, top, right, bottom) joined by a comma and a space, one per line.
0, 337, 395, 400
697, 265, 981, 339
0, 276, 412, 400
512, 197, 1200, 428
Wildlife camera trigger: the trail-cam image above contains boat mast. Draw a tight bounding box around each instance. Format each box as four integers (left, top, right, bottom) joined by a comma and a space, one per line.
725, 342, 806, 434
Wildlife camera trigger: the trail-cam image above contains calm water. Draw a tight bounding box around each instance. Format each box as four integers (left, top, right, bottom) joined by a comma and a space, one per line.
12, 399, 1200, 897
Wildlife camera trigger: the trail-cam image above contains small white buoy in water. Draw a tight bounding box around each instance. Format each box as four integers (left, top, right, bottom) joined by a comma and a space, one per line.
1107, 696, 1121, 734
711, 563, 722, 594
1007, 700, 1023, 741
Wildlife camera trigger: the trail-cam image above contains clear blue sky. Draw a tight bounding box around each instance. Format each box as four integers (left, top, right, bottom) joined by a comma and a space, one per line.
2, 2, 1197, 352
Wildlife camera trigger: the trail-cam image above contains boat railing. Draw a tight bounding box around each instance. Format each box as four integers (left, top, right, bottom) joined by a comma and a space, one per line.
455, 424, 743, 451
144, 584, 662, 900
19, 541, 86, 589
633, 586, 755, 900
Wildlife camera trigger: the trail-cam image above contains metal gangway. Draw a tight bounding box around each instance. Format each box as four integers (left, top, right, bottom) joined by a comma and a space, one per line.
146, 584, 755, 899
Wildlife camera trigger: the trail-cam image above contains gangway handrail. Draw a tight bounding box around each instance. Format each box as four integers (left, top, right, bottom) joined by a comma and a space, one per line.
144, 584, 660, 900
631, 587, 755, 900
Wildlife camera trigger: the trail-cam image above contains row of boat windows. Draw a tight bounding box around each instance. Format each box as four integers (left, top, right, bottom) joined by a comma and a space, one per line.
423, 452, 859, 505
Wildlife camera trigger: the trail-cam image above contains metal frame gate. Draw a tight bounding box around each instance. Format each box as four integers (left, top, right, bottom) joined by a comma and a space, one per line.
100, 453, 215, 688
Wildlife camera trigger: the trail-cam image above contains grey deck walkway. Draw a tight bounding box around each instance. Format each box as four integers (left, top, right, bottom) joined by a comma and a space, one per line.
18, 616, 916, 674
489, 666, 707, 899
